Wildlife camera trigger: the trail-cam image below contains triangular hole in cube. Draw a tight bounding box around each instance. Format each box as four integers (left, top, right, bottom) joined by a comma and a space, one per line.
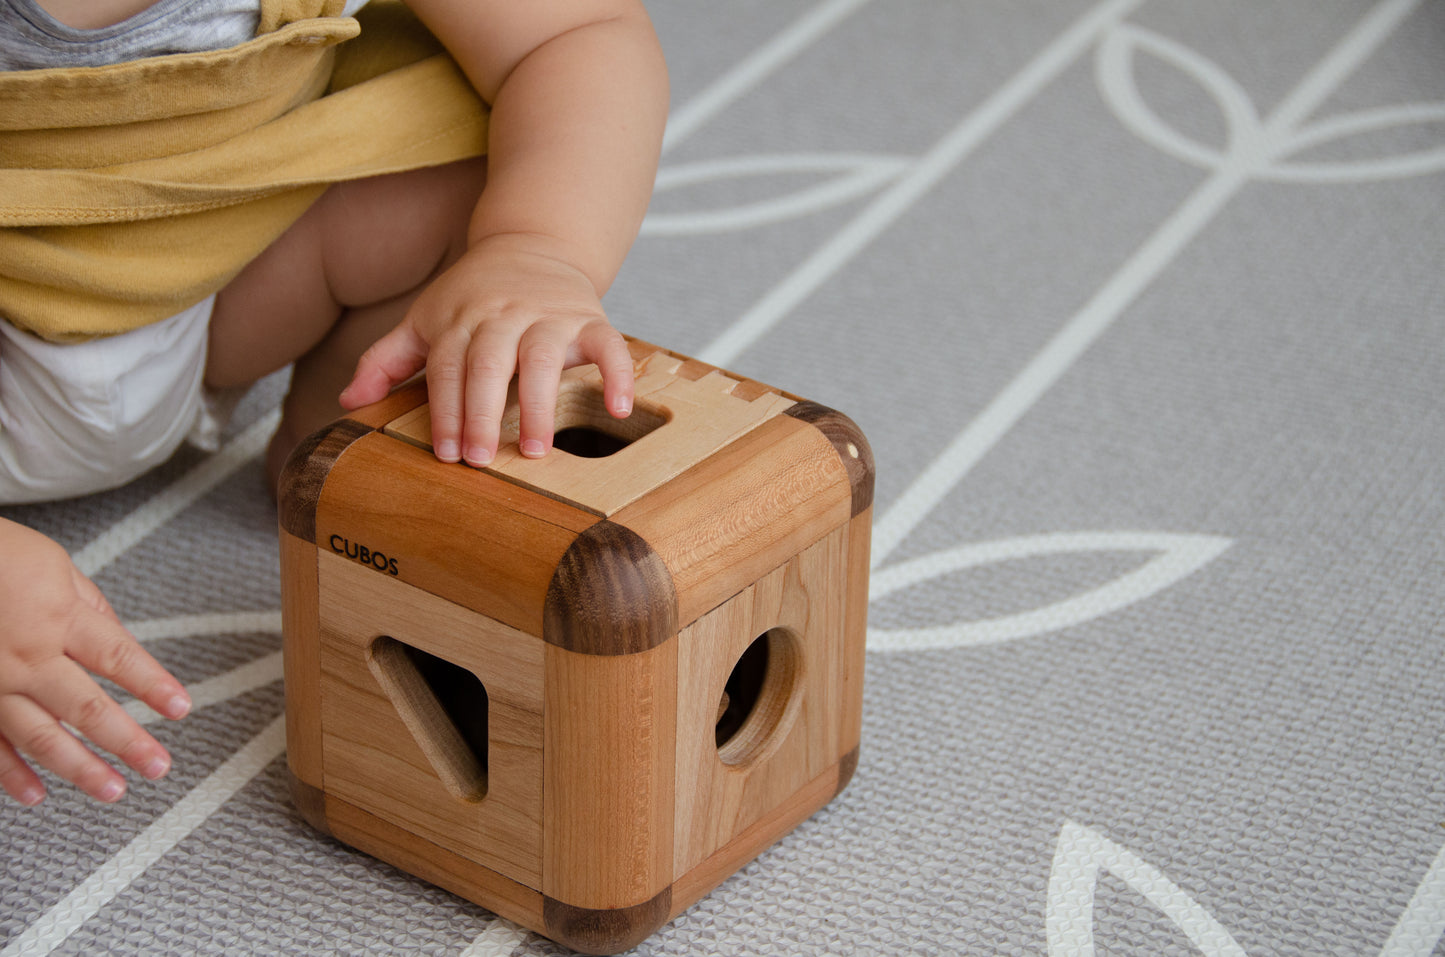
368, 636, 489, 802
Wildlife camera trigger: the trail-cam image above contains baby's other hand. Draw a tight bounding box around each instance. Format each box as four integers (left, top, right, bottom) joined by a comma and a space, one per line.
0, 519, 191, 806
339, 234, 635, 467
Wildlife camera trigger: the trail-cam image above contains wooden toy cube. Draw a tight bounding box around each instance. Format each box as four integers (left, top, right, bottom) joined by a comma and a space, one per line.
278, 338, 873, 954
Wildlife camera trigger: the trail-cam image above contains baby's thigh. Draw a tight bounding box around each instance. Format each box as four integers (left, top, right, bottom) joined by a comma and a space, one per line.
207, 159, 486, 389
318, 157, 488, 306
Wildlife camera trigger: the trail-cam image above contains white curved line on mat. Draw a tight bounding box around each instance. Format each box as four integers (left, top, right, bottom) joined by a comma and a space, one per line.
699, 0, 1145, 370
1048, 824, 1445, 957
868, 532, 1230, 652
71, 409, 279, 579
642, 152, 910, 235
872, 0, 1422, 565
127, 609, 283, 644
1095, 22, 1261, 172
661, 0, 871, 154
124, 652, 282, 727
1, 715, 286, 957
1267, 103, 1445, 182
1380, 840, 1445, 957
460, 919, 528, 957
1047, 821, 1248, 957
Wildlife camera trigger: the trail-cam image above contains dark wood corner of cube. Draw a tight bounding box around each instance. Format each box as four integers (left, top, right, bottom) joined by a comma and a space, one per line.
784, 401, 875, 517
543, 887, 673, 956
543, 521, 678, 656
277, 417, 374, 544
287, 770, 333, 838
836, 746, 861, 799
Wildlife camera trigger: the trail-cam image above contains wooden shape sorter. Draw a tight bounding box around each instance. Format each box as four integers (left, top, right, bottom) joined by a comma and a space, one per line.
278, 338, 873, 955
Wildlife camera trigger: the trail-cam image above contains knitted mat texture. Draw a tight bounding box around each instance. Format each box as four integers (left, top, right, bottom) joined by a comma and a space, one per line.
3, 2, 1444, 954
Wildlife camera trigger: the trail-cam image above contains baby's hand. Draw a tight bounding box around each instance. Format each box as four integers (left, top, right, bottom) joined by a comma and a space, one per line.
339, 234, 635, 467
0, 519, 191, 806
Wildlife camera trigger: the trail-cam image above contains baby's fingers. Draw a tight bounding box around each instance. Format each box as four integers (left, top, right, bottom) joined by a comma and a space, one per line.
575, 321, 635, 420
515, 326, 573, 458
30, 654, 174, 786
340, 323, 429, 411
67, 602, 190, 723
0, 734, 45, 806
449, 322, 521, 467
0, 694, 129, 803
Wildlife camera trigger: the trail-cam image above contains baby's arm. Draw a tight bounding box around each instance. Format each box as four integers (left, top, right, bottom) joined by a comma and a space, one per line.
338, 0, 669, 466
0, 518, 191, 805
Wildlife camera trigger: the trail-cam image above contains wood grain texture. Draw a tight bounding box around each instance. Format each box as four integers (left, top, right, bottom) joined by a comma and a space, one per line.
671, 525, 852, 877
317, 551, 545, 888
368, 637, 487, 802
325, 792, 546, 933
543, 520, 678, 656
542, 889, 673, 956
783, 401, 875, 517
668, 756, 844, 921
341, 377, 428, 429
277, 417, 373, 543
314, 430, 593, 635
287, 337, 874, 951
279, 528, 323, 789
543, 640, 677, 912
623, 336, 802, 404
382, 343, 798, 517
615, 413, 853, 631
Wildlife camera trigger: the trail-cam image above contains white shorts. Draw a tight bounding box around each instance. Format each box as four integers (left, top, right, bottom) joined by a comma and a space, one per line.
0, 298, 237, 505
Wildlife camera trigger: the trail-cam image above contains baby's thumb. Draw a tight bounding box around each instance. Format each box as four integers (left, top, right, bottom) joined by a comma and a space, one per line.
340, 326, 428, 409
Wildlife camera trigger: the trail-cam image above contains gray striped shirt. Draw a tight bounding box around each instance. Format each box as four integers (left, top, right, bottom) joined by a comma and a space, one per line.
0, 0, 368, 70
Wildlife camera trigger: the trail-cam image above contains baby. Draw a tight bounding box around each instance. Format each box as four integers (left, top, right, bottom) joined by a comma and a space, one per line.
0, 0, 668, 806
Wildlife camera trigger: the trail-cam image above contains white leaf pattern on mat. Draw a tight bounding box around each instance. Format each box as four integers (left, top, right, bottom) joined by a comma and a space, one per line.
1269, 103, 1445, 182
459, 918, 528, 957
1049, 823, 1445, 957
1047, 821, 1249, 957
1095, 23, 1260, 172
1096, 19, 1445, 183
1379, 838, 1445, 957
641, 153, 911, 235
868, 532, 1231, 652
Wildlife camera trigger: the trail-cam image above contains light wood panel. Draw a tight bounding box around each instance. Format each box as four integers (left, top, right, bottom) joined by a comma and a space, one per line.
279, 528, 323, 787
668, 758, 842, 920
671, 524, 851, 878
325, 793, 546, 931
317, 551, 545, 888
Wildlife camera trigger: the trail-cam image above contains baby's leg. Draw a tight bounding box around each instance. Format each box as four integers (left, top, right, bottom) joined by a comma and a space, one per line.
206, 158, 486, 488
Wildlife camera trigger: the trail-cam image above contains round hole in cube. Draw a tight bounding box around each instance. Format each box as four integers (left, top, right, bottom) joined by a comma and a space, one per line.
715, 628, 800, 766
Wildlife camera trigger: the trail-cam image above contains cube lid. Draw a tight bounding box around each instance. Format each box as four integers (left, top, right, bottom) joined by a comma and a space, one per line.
382, 340, 800, 517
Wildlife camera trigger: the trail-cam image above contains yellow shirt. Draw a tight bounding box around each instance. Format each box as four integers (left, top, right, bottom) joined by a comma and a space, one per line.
0, 0, 488, 341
